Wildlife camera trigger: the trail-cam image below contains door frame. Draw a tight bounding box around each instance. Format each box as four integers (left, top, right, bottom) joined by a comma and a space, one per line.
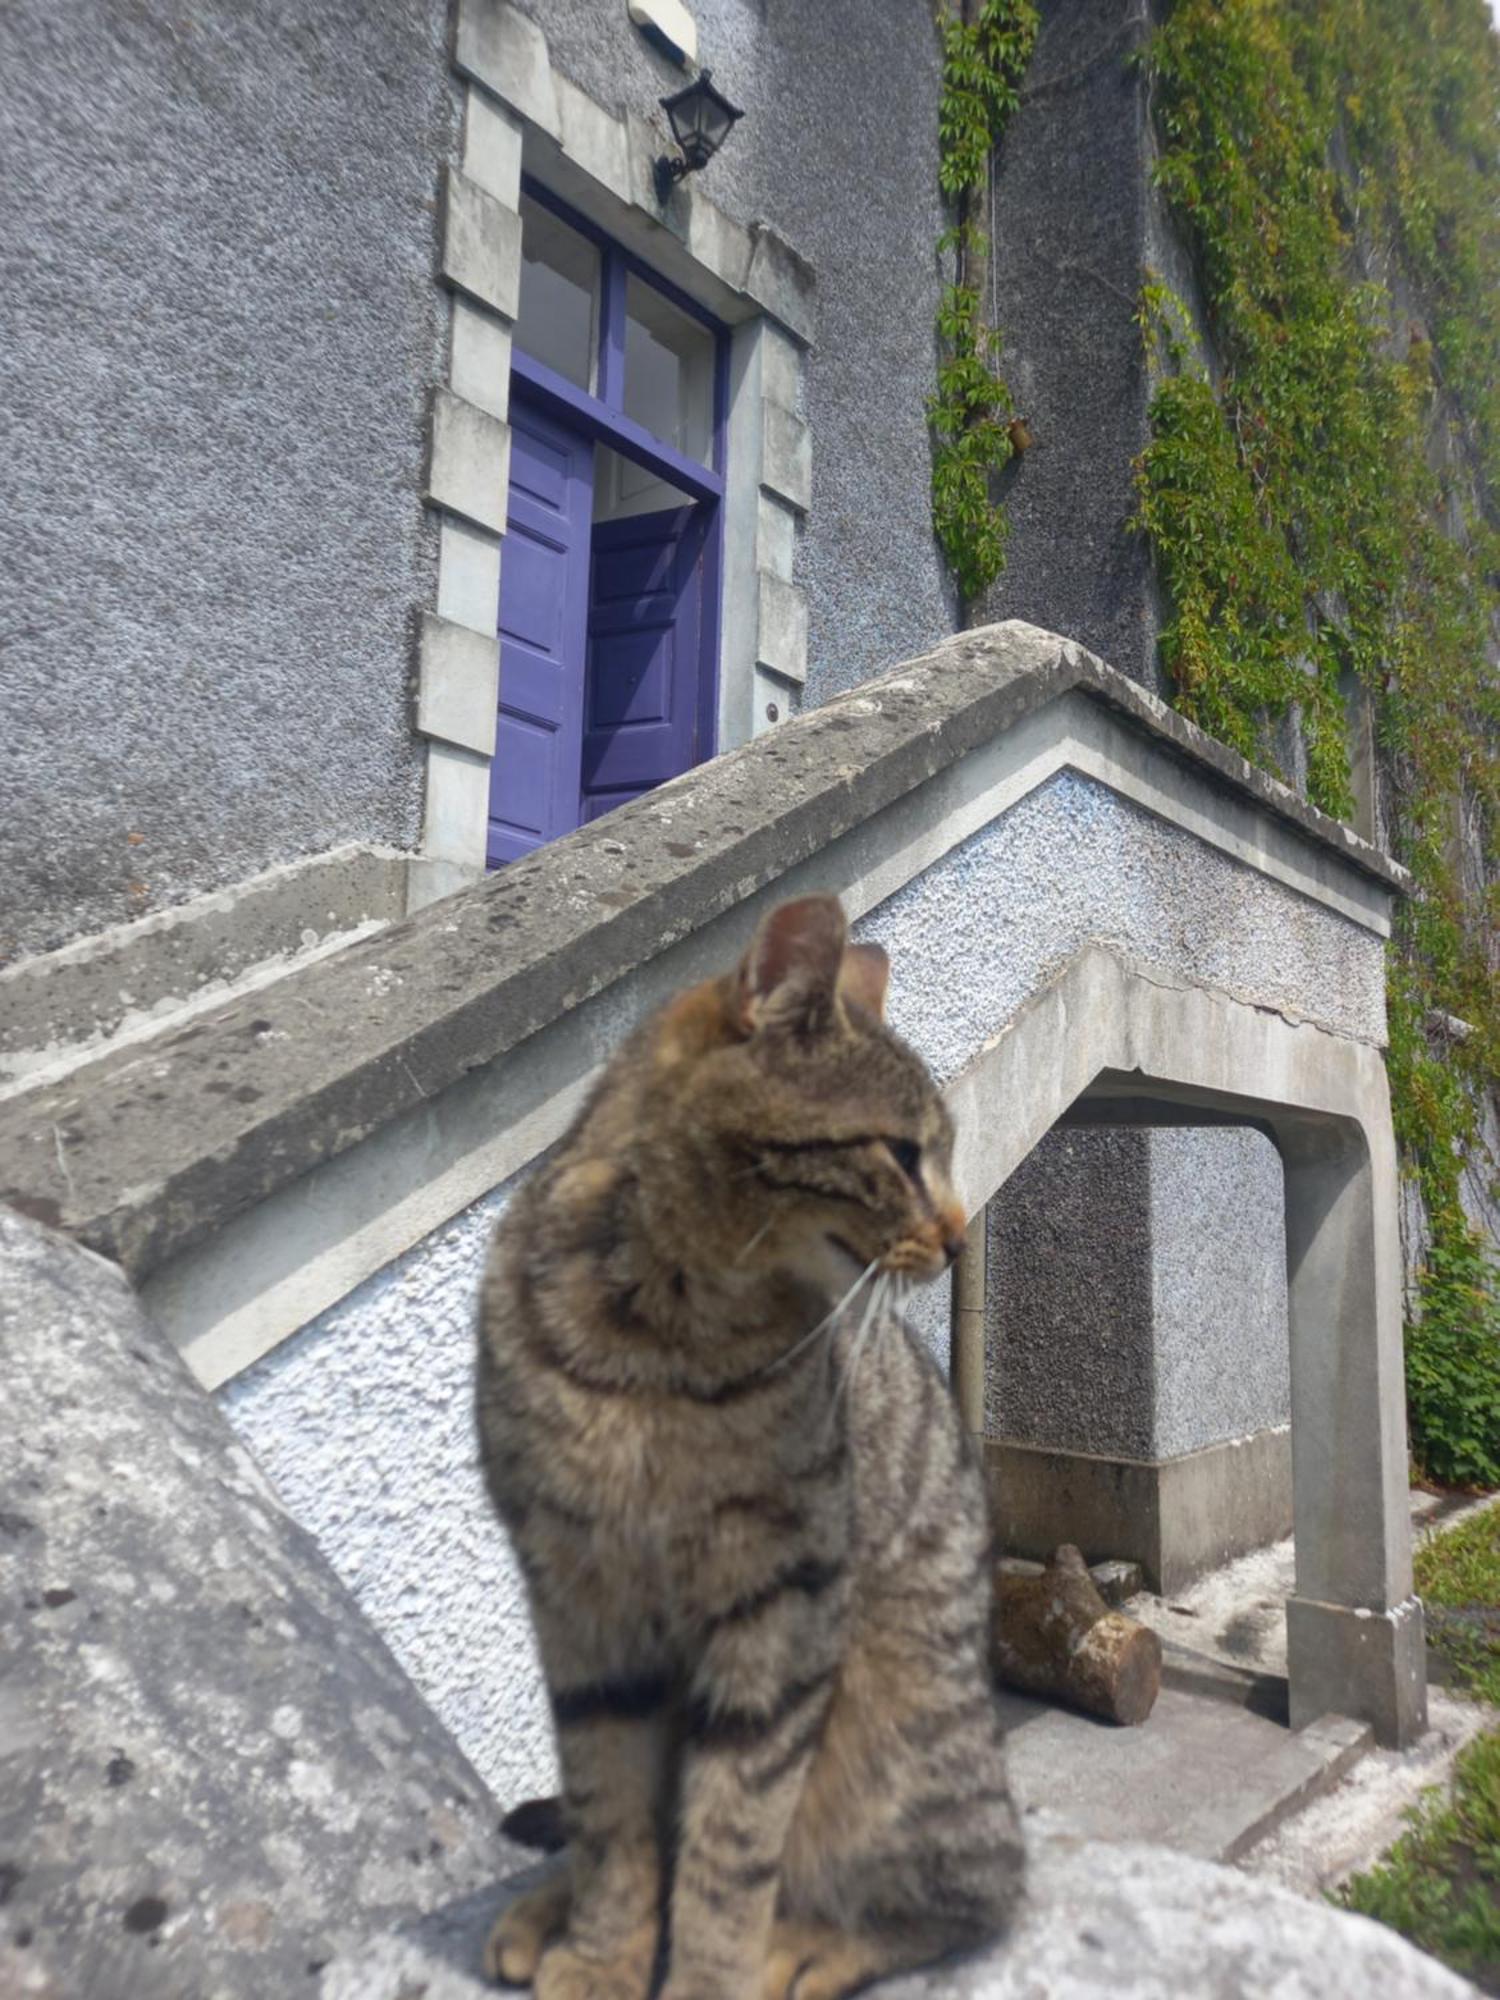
505, 179, 727, 793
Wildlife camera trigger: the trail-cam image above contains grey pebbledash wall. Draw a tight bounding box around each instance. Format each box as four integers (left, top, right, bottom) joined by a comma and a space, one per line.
0, 0, 951, 964
0, 0, 451, 962
514, 0, 954, 709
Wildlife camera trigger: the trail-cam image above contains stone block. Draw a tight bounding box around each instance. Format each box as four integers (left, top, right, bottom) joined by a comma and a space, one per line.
761, 401, 811, 513
756, 492, 797, 583
426, 388, 511, 537
450, 298, 512, 424
745, 222, 817, 345
416, 614, 501, 758
462, 85, 523, 210
441, 166, 521, 320
1286, 1593, 1428, 1749
437, 517, 503, 636
756, 570, 808, 684
555, 73, 629, 206
454, 0, 559, 141
759, 321, 804, 414
421, 739, 492, 870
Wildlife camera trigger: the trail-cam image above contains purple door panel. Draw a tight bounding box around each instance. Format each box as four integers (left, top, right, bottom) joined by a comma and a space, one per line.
581, 505, 707, 822
489, 399, 595, 866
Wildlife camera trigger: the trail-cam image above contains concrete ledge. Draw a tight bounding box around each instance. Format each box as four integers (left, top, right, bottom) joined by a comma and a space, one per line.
321, 1829, 1474, 1999
0, 623, 1405, 1287
985, 1426, 1295, 1594
0, 845, 406, 1094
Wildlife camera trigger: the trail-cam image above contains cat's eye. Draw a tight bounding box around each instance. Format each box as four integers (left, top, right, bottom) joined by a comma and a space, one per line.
886, 1138, 923, 1182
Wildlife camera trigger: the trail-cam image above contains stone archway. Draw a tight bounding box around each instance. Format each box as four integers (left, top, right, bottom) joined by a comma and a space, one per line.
945, 946, 1426, 1748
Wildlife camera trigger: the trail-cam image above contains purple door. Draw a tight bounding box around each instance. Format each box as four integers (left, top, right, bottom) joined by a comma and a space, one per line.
581, 505, 707, 823
489, 400, 595, 865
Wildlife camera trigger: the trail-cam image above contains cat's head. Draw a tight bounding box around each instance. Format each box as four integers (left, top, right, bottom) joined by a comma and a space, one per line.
644, 895, 967, 1296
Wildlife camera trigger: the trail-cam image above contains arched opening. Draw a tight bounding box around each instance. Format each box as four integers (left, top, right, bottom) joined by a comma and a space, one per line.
943, 950, 1426, 1748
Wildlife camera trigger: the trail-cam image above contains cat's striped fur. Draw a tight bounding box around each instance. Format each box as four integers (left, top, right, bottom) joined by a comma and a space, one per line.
476, 895, 1022, 2000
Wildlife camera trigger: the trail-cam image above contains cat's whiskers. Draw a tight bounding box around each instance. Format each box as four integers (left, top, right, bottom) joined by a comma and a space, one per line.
832, 1268, 891, 1433
752, 1256, 879, 1383
732, 1217, 775, 1266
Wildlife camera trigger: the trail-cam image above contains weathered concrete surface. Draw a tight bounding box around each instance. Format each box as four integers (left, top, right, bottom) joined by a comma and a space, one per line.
324, 1831, 1479, 1998
995, 1689, 1370, 1863
0, 624, 1405, 1287
0, 844, 406, 1097
0, 1206, 519, 1997
0, 0, 446, 961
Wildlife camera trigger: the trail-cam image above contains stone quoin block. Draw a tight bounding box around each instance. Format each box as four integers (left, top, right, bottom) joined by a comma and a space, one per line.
426, 388, 511, 537
454, 0, 560, 141
441, 166, 522, 321
416, 614, 502, 759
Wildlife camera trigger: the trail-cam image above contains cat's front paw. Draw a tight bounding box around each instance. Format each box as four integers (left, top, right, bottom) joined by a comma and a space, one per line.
483, 1875, 570, 1985
531, 1932, 656, 2000
761, 1923, 884, 2000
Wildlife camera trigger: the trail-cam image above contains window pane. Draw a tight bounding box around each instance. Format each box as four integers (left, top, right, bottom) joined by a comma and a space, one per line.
515, 194, 599, 392
623, 274, 714, 465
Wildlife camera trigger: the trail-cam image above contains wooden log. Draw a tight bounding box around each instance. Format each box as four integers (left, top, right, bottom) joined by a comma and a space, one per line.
992, 1542, 1162, 1726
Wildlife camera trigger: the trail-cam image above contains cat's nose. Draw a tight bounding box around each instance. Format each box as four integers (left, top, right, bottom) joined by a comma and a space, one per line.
938, 1205, 967, 1266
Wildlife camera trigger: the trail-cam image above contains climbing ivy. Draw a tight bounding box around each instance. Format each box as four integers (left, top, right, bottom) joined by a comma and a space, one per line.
1134, 0, 1500, 1484
928, 0, 1039, 603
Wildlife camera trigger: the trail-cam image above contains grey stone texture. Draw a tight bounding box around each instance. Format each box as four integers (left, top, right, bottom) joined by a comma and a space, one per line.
0, 0, 451, 961
322, 1832, 1478, 1999
0, 1205, 519, 1997
520, 0, 958, 705
0, 625, 1400, 1288
985, 1126, 1289, 1461
973, 0, 1164, 688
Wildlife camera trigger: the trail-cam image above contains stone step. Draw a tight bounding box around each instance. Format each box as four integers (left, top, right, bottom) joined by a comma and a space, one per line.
995, 1682, 1373, 1863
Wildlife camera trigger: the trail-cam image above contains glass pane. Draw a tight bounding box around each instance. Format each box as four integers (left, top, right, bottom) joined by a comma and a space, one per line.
514, 194, 599, 393
623, 274, 714, 466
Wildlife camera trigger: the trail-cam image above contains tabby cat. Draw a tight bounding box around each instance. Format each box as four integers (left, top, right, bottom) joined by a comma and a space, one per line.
475, 894, 1022, 2000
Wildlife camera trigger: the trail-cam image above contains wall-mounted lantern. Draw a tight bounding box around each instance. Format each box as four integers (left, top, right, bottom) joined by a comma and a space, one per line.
654, 69, 743, 203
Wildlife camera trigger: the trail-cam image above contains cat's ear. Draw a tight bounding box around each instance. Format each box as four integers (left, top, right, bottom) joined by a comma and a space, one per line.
737, 895, 849, 1036
838, 941, 889, 1021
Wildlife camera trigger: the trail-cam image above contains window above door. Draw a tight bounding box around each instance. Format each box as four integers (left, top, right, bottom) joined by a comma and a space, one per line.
510, 180, 725, 491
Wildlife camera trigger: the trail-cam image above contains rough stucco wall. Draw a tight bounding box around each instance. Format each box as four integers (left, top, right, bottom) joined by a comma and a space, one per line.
854, 772, 1387, 1081
525, 0, 954, 707
220, 775, 1375, 1791
985, 1128, 1157, 1456
1149, 1128, 1289, 1457
984, 1126, 1290, 1461
220, 1179, 558, 1809
0, 0, 448, 962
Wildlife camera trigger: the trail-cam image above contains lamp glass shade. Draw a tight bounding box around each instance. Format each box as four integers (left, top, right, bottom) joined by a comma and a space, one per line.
660, 68, 743, 171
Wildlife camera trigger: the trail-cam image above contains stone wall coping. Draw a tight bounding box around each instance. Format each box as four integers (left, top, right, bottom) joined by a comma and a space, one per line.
0, 623, 1405, 1284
